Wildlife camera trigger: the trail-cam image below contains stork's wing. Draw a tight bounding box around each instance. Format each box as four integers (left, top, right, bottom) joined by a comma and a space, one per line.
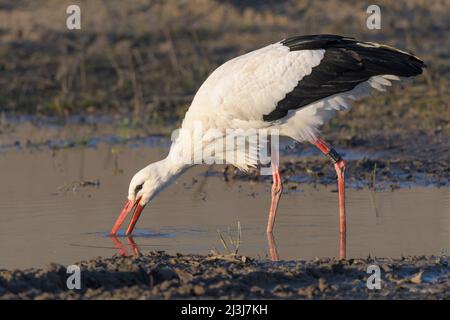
265, 35, 424, 121
187, 34, 424, 125
187, 40, 325, 125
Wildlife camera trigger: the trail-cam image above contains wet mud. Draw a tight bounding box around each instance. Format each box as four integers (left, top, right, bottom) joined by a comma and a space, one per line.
0, 252, 448, 299
223, 157, 450, 190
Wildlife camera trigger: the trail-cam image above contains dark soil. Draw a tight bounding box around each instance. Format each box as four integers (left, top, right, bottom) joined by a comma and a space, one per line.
0, 252, 447, 300
221, 131, 450, 189
223, 157, 450, 190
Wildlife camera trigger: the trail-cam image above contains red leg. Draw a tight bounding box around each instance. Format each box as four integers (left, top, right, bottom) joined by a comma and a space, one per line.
314, 138, 347, 259
267, 161, 283, 234
336, 159, 346, 259
266, 146, 282, 261
267, 162, 281, 261
267, 232, 279, 261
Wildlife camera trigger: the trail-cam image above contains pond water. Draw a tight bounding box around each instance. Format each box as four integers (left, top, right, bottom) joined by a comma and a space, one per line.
0, 141, 448, 269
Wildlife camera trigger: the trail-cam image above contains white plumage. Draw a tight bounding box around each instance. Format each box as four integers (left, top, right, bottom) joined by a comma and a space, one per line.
176, 41, 400, 170
110, 34, 424, 254
184, 44, 324, 127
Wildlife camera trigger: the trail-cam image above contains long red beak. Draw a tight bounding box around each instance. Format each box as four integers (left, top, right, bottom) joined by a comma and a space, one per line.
110, 197, 145, 236
125, 202, 145, 236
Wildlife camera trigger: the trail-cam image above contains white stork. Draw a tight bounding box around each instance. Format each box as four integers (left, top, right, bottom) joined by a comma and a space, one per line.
110, 34, 424, 258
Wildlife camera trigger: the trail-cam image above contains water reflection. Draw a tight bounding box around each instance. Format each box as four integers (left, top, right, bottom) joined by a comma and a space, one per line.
1, 143, 448, 269
267, 229, 346, 261
110, 236, 141, 257
110, 231, 346, 261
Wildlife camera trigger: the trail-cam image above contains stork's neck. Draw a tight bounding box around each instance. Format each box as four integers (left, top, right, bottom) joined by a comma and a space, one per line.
166, 129, 195, 170
158, 148, 191, 182
138, 151, 190, 203
154, 137, 193, 185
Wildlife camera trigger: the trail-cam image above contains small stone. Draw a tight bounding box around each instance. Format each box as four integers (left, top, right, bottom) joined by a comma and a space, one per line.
193, 285, 205, 296
250, 286, 264, 294
331, 262, 344, 273
303, 285, 316, 299
381, 264, 392, 273
176, 269, 193, 283
318, 278, 328, 292
150, 265, 179, 285
34, 293, 55, 300
159, 280, 171, 290
409, 271, 423, 284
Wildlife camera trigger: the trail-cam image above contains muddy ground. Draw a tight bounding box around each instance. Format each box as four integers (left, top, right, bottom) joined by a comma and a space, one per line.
1, 117, 449, 190
0, 252, 448, 299
222, 134, 450, 190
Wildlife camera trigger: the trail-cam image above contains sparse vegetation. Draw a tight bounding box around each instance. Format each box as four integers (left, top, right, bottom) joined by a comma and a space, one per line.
0, 0, 448, 184
215, 221, 242, 256
0, 0, 448, 138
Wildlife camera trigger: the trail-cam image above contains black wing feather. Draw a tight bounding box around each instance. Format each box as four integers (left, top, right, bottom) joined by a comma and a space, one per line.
263, 34, 425, 121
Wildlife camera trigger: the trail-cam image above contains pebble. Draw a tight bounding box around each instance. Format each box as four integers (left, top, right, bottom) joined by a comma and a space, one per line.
193, 285, 206, 296
318, 278, 328, 292
409, 271, 424, 284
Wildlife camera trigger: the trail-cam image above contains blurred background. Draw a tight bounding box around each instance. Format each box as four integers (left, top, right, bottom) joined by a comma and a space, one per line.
0, 0, 448, 142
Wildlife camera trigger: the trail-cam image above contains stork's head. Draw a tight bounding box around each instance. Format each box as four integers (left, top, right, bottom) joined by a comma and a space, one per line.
110, 158, 187, 236
127, 163, 165, 204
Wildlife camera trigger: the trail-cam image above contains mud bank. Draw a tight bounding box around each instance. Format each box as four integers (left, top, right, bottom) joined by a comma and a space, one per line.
0, 252, 448, 300
223, 157, 450, 190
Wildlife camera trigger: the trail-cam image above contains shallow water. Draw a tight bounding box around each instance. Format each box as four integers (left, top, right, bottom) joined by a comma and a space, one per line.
0, 143, 449, 269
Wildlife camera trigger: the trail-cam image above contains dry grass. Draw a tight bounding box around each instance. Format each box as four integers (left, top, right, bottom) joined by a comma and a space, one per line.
0, 0, 448, 138
215, 221, 242, 256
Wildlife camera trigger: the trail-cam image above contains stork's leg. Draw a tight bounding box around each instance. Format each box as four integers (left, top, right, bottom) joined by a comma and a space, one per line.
267, 161, 281, 261
267, 232, 279, 261
314, 138, 346, 259
267, 161, 283, 234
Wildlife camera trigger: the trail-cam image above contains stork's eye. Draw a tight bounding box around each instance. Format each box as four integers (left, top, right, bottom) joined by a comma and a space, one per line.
135, 184, 143, 192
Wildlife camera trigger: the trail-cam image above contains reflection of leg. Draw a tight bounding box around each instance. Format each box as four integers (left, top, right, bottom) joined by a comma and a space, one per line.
110, 236, 128, 256
314, 138, 347, 259
127, 236, 141, 256
267, 232, 279, 261
266, 160, 283, 234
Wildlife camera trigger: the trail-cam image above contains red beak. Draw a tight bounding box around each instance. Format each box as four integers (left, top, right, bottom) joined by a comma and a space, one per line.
125, 202, 145, 236
110, 197, 145, 236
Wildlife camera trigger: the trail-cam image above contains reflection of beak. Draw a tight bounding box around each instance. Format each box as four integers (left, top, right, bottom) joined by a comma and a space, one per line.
110, 197, 145, 236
